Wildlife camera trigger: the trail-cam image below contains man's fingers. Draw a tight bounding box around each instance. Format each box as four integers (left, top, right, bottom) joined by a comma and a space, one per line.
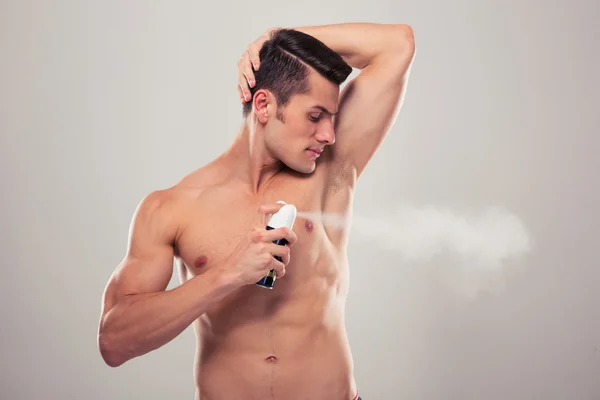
257, 203, 285, 227
267, 243, 291, 265
262, 227, 298, 246
270, 258, 285, 278
247, 46, 260, 71
238, 68, 251, 103
238, 31, 270, 103
240, 51, 255, 88
252, 29, 275, 69
258, 203, 285, 214
237, 84, 246, 104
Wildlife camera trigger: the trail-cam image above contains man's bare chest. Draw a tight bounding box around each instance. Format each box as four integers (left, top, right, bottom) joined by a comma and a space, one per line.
173, 174, 342, 287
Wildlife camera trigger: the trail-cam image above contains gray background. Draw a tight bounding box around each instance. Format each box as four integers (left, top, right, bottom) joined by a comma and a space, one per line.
1, 0, 599, 399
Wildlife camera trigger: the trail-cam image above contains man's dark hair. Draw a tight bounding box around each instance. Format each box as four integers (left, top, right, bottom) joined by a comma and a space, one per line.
242, 29, 352, 120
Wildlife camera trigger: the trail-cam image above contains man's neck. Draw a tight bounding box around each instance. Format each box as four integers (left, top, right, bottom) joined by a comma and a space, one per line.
224, 119, 285, 195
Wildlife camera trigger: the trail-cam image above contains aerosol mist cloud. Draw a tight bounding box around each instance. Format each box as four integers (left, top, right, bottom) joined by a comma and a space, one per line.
297, 204, 532, 297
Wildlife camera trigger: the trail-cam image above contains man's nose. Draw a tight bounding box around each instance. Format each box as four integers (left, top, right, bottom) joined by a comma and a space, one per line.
315, 125, 335, 145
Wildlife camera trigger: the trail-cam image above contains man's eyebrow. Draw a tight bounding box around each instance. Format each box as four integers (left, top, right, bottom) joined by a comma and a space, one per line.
311, 105, 338, 116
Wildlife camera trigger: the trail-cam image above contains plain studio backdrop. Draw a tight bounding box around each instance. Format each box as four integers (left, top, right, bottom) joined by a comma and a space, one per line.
1, 0, 599, 399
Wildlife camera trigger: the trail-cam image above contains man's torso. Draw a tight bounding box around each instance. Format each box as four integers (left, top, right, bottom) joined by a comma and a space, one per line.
168, 154, 357, 400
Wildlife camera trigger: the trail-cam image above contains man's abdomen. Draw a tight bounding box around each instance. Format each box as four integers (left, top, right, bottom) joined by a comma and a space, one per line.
194, 325, 356, 400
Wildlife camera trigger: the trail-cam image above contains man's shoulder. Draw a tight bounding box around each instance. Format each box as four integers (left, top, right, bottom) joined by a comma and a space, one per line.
140, 186, 178, 207
133, 187, 180, 224
155, 162, 224, 203
142, 181, 206, 212
131, 184, 200, 237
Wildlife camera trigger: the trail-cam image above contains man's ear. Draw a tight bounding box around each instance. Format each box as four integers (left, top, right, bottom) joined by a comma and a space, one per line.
253, 89, 271, 124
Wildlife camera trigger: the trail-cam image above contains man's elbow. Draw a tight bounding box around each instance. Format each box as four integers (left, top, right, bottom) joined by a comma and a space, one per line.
388, 24, 415, 60
393, 24, 416, 57
98, 333, 126, 368
384, 24, 415, 75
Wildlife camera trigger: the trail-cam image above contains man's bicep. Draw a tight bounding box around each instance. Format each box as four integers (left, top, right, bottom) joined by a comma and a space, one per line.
102, 191, 177, 312
332, 39, 415, 178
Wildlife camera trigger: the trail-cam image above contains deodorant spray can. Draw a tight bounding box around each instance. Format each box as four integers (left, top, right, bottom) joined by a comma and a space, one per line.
256, 201, 297, 289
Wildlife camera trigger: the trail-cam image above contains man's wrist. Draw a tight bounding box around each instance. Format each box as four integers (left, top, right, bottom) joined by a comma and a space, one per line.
199, 265, 243, 301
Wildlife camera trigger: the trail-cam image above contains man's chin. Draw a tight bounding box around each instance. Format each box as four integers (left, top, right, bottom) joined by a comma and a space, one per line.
286, 161, 316, 175
303, 164, 316, 174
302, 162, 317, 174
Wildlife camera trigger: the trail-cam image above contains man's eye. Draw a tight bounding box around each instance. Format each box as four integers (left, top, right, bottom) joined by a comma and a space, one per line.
309, 115, 321, 122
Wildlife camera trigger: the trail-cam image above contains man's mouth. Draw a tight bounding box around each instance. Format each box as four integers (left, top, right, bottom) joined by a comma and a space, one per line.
307, 148, 322, 158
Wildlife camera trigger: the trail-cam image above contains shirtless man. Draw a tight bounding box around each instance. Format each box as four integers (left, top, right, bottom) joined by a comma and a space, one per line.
97, 23, 415, 400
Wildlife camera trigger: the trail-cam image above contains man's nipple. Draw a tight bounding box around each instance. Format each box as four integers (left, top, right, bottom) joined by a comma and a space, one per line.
194, 255, 208, 268
304, 220, 313, 233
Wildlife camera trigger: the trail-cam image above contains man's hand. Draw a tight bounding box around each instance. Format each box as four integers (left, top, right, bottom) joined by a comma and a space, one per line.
221, 203, 298, 287
237, 29, 275, 104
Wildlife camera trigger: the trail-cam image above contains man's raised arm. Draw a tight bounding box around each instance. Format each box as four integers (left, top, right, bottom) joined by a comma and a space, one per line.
295, 23, 416, 180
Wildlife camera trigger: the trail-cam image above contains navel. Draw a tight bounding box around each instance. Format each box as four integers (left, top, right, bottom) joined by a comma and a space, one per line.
194, 255, 208, 268
265, 355, 278, 363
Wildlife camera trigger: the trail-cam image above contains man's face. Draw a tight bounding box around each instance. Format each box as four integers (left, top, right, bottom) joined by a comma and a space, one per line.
265, 71, 340, 174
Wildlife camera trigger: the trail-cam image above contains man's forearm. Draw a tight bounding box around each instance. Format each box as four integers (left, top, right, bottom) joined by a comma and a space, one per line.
98, 267, 238, 367
294, 23, 413, 69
